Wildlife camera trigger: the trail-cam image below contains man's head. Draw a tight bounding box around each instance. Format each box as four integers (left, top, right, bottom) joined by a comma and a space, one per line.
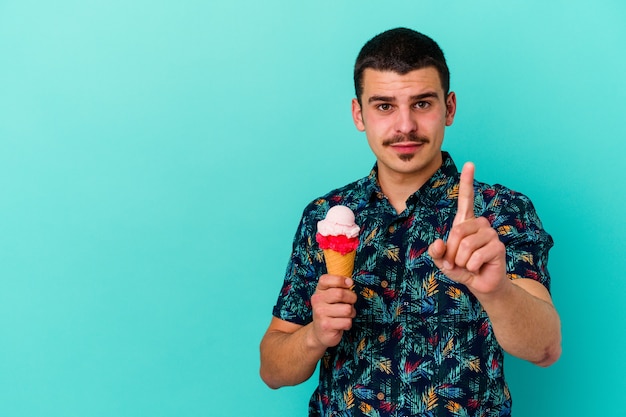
351, 28, 456, 193
354, 28, 450, 104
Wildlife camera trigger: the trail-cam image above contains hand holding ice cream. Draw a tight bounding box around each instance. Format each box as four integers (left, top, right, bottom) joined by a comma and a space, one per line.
308, 205, 360, 348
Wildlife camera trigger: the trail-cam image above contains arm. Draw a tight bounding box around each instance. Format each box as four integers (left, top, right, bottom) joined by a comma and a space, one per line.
428, 162, 561, 367
260, 275, 357, 389
486, 278, 561, 367
259, 318, 324, 389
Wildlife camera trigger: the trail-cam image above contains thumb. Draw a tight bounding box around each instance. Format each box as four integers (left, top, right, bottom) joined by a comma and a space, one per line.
428, 238, 446, 262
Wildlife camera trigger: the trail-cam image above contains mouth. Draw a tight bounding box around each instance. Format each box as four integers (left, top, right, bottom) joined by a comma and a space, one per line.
389, 141, 425, 154
383, 134, 429, 152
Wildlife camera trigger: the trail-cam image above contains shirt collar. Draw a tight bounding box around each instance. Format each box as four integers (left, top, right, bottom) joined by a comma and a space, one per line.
363, 151, 459, 210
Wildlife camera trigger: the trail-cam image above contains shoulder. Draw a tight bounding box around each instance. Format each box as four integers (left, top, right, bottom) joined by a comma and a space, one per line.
474, 182, 541, 220
300, 174, 374, 223
474, 181, 553, 248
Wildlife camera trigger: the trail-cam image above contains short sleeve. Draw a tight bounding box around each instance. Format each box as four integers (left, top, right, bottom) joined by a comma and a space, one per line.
272, 202, 327, 325
481, 186, 554, 292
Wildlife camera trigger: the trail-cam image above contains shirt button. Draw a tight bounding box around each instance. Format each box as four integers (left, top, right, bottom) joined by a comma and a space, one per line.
381, 280, 388, 288
377, 392, 385, 400
378, 334, 386, 342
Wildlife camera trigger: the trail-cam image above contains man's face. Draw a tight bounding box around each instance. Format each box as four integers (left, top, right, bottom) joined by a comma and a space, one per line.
352, 67, 456, 186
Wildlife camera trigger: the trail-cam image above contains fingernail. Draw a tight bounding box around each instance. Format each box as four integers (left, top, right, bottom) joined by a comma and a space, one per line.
443, 260, 452, 270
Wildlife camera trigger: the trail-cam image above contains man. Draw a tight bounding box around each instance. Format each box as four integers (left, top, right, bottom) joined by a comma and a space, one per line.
260, 28, 561, 416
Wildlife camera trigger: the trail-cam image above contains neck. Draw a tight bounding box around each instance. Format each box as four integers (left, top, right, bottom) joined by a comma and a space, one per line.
377, 160, 442, 214
378, 176, 420, 214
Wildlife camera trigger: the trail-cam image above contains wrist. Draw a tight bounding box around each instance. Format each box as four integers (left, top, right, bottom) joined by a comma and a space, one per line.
304, 323, 329, 356
472, 275, 515, 308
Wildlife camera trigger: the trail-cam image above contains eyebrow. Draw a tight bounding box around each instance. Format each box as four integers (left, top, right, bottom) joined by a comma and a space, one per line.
367, 92, 440, 104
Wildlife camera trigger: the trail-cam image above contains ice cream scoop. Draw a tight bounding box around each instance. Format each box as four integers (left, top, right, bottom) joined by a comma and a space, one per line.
316, 205, 360, 239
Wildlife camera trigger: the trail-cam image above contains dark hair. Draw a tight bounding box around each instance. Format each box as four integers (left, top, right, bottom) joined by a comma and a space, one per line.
354, 28, 450, 103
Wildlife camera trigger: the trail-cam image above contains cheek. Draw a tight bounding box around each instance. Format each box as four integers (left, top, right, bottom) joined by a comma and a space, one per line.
365, 113, 393, 133
365, 132, 379, 149
423, 112, 448, 133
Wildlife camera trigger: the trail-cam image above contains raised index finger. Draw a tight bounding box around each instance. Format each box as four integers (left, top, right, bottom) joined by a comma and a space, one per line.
453, 162, 476, 225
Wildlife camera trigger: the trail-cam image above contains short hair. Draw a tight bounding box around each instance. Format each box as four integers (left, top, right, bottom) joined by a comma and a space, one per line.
354, 28, 450, 103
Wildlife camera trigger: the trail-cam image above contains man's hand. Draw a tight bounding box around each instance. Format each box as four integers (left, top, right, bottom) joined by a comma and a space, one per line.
310, 274, 357, 348
259, 276, 357, 388
428, 162, 508, 297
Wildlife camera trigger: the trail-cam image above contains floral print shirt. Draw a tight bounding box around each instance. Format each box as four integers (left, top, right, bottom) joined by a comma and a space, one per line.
272, 152, 553, 417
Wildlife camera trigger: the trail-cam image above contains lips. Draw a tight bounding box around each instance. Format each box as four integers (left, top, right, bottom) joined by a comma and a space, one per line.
389, 141, 426, 154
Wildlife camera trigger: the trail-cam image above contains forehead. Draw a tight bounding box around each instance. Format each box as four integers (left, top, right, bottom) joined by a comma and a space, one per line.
360, 67, 444, 98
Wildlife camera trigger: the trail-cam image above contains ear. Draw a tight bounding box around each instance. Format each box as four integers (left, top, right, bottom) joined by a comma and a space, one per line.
445, 92, 457, 126
351, 98, 365, 132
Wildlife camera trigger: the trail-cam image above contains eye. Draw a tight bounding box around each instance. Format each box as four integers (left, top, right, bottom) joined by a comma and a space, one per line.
414, 101, 430, 109
376, 103, 393, 112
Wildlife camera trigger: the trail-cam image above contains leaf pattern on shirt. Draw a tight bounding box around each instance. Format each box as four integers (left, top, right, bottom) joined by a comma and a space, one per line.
272, 152, 553, 417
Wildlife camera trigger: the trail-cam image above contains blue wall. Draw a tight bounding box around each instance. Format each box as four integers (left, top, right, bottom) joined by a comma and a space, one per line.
1, 1, 625, 415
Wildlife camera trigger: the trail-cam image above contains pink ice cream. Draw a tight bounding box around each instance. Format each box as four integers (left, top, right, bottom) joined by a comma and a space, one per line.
315, 205, 360, 255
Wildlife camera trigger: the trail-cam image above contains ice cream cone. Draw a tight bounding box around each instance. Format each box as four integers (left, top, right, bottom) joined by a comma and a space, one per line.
317, 205, 360, 278
323, 249, 356, 277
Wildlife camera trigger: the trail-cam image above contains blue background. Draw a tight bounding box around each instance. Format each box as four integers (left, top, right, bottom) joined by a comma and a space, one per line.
1, 1, 625, 416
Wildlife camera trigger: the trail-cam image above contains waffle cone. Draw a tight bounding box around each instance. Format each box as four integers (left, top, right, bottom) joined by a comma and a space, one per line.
323, 249, 356, 277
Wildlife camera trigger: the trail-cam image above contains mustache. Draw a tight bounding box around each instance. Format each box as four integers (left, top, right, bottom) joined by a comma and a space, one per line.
382, 133, 429, 147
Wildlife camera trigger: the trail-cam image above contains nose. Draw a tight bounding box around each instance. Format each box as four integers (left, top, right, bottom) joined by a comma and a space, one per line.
395, 106, 417, 134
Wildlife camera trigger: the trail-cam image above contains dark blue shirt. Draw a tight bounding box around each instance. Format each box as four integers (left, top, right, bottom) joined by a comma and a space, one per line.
273, 152, 553, 417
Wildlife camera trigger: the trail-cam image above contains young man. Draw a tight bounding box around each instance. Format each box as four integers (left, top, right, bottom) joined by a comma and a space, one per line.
260, 28, 561, 416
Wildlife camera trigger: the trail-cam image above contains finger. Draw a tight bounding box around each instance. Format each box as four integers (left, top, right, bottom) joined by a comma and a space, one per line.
450, 224, 496, 270
443, 216, 480, 263
327, 287, 358, 305
314, 278, 357, 306
317, 274, 353, 291
324, 303, 357, 320
453, 162, 476, 225
428, 239, 451, 272
428, 239, 446, 261
444, 216, 492, 269
464, 239, 505, 273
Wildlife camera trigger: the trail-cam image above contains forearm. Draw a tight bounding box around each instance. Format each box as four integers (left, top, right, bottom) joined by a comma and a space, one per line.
477, 279, 561, 367
260, 322, 327, 389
